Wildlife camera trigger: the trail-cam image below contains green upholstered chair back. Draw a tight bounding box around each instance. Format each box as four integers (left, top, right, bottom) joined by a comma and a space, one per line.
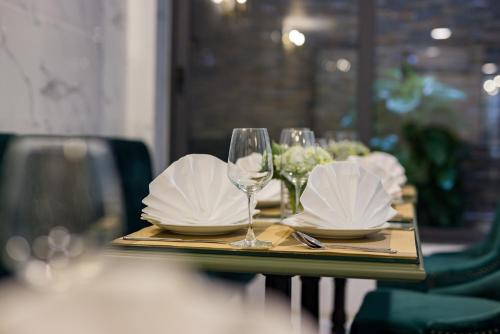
0, 134, 153, 278
484, 204, 500, 252
106, 138, 152, 234
0, 134, 14, 193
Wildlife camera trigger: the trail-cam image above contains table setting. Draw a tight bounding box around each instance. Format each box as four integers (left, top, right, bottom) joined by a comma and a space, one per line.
115, 127, 421, 266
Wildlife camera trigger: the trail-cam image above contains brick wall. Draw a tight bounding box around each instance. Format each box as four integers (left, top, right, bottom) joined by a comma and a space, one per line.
186, 0, 500, 215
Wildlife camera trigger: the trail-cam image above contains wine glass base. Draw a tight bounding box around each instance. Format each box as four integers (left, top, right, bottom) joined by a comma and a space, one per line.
230, 239, 272, 249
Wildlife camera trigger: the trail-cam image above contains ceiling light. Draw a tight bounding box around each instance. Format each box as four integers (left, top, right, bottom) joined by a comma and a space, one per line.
431, 28, 452, 40
336, 58, 351, 72
482, 63, 497, 74
288, 29, 305, 46
487, 88, 499, 96
483, 79, 496, 93
493, 75, 500, 87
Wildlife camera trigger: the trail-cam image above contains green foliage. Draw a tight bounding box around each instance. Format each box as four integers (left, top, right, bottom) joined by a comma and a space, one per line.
398, 122, 468, 227
326, 140, 370, 160
373, 64, 468, 227
373, 64, 466, 141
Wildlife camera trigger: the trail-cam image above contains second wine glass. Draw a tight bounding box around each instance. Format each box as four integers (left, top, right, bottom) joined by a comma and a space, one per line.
227, 128, 273, 249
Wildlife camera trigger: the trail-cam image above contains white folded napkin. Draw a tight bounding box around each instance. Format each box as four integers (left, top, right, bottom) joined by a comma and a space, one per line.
348, 152, 405, 200
256, 179, 281, 203
142, 154, 255, 226
291, 161, 397, 229
359, 152, 406, 185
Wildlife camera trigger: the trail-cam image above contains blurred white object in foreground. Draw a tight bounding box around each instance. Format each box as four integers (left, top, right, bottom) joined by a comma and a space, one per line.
0, 257, 311, 334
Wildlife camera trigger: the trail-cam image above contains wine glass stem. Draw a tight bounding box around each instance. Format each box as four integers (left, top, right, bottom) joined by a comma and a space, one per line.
245, 192, 256, 243
294, 182, 301, 214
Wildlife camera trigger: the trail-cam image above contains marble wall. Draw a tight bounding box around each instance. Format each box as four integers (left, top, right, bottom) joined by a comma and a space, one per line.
0, 0, 168, 171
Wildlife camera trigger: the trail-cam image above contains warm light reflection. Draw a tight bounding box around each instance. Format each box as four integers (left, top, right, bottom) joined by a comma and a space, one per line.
494, 75, 500, 87
336, 58, 351, 72
487, 88, 499, 96
63, 138, 88, 162
288, 29, 305, 46
483, 79, 497, 94
236, 0, 247, 3
211, 0, 223, 3
430, 27, 452, 40
482, 63, 498, 75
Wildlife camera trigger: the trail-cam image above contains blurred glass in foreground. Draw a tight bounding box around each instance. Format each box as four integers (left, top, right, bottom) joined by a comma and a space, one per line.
0, 136, 123, 288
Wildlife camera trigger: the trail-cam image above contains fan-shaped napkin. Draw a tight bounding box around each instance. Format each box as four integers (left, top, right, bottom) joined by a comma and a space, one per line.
142, 154, 255, 226
256, 179, 281, 203
362, 152, 406, 185
348, 152, 405, 200
291, 161, 397, 229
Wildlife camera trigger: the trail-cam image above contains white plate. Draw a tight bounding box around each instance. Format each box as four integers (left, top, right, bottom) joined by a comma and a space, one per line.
141, 214, 248, 235
283, 215, 389, 239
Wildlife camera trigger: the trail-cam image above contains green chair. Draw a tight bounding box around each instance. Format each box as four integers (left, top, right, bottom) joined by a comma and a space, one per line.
379, 204, 500, 291
106, 138, 152, 235
432, 269, 500, 301
0, 134, 153, 277
351, 288, 500, 334
357, 206, 500, 333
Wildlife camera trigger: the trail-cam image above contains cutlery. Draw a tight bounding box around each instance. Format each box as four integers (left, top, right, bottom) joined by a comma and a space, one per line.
292, 231, 397, 254
388, 226, 415, 231
122, 236, 228, 244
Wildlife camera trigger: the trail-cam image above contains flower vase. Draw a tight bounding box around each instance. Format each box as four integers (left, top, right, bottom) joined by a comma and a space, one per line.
280, 179, 306, 218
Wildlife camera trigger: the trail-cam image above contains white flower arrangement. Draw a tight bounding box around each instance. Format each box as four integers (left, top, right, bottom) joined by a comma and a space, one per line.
327, 140, 370, 161
274, 145, 333, 177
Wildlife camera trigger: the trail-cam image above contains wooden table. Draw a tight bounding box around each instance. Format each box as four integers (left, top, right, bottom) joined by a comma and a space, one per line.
109, 185, 424, 333
111, 222, 423, 280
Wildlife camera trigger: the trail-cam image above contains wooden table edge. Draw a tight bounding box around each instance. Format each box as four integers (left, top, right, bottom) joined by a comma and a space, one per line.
105, 247, 426, 281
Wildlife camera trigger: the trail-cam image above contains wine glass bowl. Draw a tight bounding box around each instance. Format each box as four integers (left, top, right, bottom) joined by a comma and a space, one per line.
229, 152, 271, 193
227, 129, 273, 249
0, 136, 123, 287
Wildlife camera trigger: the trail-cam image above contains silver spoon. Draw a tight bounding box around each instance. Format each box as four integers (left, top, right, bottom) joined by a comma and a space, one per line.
292, 231, 397, 254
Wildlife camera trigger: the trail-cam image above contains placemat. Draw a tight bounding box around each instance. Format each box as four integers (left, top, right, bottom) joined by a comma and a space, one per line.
402, 184, 417, 202
113, 222, 417, 262
391, 202, 415, 222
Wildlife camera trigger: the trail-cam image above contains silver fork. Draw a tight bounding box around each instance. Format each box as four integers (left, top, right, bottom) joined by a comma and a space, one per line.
292, 231, 397, 254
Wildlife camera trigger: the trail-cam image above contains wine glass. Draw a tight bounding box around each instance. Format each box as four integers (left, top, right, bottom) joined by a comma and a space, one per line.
0, 136, 124, 288
279, 129, 316, 214
227, 128, 273, 249
324, 130, 358, 145
279, 127, 310, 144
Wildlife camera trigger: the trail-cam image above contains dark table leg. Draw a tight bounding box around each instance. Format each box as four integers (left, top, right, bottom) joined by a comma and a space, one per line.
264, 274, 292, 311
300, 276, 320, 319
332, 278, 347, 334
